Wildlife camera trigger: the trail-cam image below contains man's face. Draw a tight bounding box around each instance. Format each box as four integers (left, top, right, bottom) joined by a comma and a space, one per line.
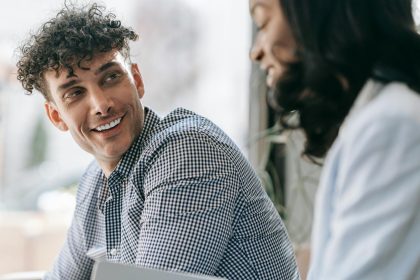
249, 0, 297, 88
44, 50, 145, 175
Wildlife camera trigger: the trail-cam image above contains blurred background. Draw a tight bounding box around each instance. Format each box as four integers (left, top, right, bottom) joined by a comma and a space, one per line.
0, 0, 250, 274
1, 0, 420, 278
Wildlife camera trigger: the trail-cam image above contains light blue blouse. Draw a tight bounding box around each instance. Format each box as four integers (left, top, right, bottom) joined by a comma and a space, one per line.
308, 80, 420, 280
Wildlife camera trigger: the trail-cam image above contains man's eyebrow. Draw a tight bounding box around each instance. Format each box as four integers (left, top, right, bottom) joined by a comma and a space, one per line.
94, 61, 120, 75
58, 79, 79, 92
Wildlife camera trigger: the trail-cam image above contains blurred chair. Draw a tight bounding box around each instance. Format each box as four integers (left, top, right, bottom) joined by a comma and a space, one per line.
0, 211, 68, 276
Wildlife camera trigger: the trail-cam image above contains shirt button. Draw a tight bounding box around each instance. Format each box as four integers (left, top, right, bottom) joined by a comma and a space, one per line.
110, 248, 118, 256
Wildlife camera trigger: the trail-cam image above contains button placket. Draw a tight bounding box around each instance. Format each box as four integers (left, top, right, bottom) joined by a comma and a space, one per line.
104, 173, 123, 260
110, 248, 118, 256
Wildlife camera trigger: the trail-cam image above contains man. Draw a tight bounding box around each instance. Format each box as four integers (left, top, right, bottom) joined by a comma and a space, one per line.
17, 3, 299, 279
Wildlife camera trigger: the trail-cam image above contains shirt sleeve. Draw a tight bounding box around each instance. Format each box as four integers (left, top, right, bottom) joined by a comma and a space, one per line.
135, 131, 240, 275
319, 117, 420, 279
44, 206, 94, 279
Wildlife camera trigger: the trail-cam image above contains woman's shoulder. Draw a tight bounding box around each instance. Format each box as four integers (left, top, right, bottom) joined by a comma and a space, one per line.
374, 82, 420, 120
342, 82, 420, 140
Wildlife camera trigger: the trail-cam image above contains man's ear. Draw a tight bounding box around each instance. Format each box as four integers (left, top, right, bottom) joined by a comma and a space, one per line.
131, 63, 145, 99
44, 102, 69, 131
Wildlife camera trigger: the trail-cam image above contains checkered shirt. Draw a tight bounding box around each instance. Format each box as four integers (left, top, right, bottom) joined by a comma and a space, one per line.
44, 108, 299, 280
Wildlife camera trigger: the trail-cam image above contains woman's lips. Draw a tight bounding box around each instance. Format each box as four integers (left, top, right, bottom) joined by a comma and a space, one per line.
266, 67, 277, 88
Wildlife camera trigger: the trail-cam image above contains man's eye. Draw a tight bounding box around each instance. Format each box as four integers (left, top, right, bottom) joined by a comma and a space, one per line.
64, 88, 84, 99
104, 72, 122, 83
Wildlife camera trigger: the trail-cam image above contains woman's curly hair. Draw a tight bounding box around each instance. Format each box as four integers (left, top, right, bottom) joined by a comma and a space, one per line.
16, 2, 138, 100
274, 0, 420, 159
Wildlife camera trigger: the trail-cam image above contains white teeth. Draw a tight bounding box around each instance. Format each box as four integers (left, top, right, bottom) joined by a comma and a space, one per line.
95, 117, 121, 132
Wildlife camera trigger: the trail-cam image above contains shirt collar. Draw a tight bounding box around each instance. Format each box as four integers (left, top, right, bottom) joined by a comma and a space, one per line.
111, 106, 161, 179
98, 107, 161, 212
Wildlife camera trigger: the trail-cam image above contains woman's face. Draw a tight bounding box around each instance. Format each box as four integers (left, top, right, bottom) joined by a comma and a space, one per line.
249, 0, 297, 88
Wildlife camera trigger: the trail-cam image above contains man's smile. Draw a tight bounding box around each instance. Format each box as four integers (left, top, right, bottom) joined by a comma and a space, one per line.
91, 113, 127, 134
94, 116, 123, 132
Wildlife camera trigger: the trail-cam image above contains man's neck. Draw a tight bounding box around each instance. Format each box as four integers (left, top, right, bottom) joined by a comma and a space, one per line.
97, 158, 121, 178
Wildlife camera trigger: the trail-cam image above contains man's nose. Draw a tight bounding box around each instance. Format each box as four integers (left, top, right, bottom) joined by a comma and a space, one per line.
89, 87, 113, 116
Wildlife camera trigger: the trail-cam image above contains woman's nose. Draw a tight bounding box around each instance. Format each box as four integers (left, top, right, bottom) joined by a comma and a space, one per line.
250, 43, 264, 62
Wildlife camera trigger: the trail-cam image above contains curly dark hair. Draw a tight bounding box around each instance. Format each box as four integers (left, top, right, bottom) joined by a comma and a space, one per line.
274, 0, 420, 158
16, 2, 138, 100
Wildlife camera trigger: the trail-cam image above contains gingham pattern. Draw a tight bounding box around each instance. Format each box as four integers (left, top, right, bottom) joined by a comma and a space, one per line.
44, 108, 299, 280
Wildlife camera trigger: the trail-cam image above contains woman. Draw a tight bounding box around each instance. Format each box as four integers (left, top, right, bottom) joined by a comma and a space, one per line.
250, 0, 420, 279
